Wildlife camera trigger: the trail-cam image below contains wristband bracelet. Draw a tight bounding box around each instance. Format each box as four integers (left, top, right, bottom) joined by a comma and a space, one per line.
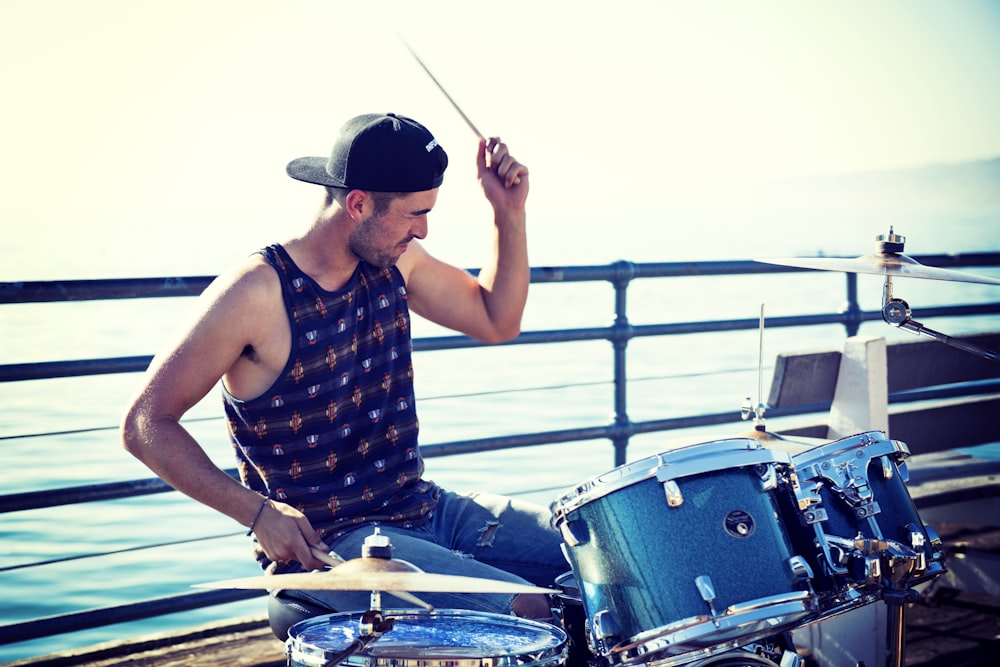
245, 495, 270, 537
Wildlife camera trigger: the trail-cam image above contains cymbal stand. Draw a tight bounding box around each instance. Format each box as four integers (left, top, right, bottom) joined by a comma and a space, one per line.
321, 608, 396, 667
836, 536, 921, 667
741, 304, 769, 430
881, 274, 998, 361
322, 529, 401, 667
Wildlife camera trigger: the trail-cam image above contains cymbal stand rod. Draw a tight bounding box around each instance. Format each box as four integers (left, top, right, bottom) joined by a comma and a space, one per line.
897, 319, 998, 361
881, 276, 998, 361
741, 305, 768, 429
757, 303, 765, 426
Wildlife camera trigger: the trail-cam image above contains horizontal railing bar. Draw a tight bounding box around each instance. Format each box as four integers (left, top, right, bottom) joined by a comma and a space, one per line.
1, 477, 184, 513
5, 303, 1000, 383
3, 254, 998, 304
0, 356, 153, 382
0, 276, 216, 304
0, 589, 263, 645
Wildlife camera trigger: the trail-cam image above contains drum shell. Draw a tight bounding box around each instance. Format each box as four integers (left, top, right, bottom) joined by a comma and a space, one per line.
784, 432, 946, 606
286, 609, 567, 667
552, 440, 816, 662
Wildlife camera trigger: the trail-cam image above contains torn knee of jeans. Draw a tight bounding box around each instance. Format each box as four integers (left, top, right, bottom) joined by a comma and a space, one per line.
476, 520, 501, 547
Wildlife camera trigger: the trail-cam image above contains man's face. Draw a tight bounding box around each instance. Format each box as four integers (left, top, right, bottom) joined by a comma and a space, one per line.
348, 189, 438, 267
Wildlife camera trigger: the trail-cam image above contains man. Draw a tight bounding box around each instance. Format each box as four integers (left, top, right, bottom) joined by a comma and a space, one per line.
121, 113, 565, 631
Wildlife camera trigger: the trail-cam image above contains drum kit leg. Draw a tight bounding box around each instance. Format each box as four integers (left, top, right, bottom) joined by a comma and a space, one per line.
196, 230, 991, 666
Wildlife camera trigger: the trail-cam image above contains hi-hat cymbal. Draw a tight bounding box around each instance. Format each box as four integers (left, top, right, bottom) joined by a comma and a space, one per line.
756, 252, 1000, 285
195, 555, 558, 594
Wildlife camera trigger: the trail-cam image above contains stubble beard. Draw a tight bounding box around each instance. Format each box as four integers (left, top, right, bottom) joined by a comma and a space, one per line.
347, 213, 405, 268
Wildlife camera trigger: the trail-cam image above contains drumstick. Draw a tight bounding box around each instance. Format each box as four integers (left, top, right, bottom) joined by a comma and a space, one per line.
399, 34, 521, 185
310, 546, 345, 568
399, 34, 485, 140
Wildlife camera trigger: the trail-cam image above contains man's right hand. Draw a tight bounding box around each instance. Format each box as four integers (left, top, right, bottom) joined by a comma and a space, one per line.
250, 498, 332, 571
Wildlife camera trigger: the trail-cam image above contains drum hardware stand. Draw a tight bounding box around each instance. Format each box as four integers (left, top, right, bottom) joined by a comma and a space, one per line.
319, 529, 414, 667
741, 304, 768, 432
756, 228, 1000, 360
876, 229, 998, 361
861, 535, 921, 667
320, 608, 396, 667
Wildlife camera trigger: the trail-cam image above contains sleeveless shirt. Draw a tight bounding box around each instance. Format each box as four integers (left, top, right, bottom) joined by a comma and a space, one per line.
223, 245, 438, 562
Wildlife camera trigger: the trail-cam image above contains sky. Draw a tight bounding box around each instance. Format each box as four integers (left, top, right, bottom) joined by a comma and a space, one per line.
2, 0, 1000, 279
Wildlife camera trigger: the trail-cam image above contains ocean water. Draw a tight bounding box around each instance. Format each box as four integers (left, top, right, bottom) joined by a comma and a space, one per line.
2, 209, 1000, 662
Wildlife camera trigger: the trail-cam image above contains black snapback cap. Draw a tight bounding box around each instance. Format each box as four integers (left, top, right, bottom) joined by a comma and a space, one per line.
286, 113, 448, 192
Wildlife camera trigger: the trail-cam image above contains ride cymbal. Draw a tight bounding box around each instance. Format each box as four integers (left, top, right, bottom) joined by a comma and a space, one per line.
756, 252, 1000, 285
195, 555, 558, 594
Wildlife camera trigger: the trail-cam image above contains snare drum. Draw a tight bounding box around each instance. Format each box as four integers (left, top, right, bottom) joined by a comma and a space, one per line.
551, 439, 817, 666
781, 431, 946, 616
286, 609, 568, 667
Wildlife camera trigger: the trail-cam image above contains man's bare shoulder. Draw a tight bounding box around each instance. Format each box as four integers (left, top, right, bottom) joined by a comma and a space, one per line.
202, 252, 282, 308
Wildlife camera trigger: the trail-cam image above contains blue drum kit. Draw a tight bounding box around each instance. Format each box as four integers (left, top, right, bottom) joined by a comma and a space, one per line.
203, 429, 945, 667
549, 430, 945, 667
199, 230, 1000, 666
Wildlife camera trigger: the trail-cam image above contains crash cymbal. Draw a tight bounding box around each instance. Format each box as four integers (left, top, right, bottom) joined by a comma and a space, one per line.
195, 555, 558, 594
756, 252, 1000, 285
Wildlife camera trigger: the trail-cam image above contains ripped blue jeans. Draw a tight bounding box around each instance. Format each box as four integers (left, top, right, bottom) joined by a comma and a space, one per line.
285, 489, 569, 615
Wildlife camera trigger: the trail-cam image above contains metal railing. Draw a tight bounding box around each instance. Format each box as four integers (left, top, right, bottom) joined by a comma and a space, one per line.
2, 254, 999, 648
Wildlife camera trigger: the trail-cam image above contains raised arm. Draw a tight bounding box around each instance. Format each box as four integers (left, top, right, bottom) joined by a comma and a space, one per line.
402, 137, 530, 342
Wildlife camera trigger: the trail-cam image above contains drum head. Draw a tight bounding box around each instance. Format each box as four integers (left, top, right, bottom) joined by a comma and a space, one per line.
287, 609, 567, 667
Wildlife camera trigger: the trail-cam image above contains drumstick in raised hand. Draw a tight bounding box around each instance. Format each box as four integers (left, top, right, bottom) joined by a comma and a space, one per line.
399, 34, 521, 186
399, 34, 485, 140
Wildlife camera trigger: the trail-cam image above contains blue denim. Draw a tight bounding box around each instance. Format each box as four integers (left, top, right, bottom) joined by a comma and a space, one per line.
285, 488, 569, 615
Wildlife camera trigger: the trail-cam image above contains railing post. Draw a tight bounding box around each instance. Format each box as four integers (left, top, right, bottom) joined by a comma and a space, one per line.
841, 273, 862, 337
611, 261, 635, 467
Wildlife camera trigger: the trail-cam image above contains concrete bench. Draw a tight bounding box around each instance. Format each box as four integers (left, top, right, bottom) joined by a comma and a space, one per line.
767, 331, 1000, 455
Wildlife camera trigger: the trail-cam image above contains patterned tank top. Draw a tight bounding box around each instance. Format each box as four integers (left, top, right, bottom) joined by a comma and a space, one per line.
223, 244, 438, 559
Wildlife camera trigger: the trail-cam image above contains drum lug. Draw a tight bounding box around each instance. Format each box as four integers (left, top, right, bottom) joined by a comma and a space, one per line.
787, 555, 814, 583
896, 459, 910, 483
695, 574, 721, 625
786, 471, 826, 522
591, 609, 621, 644
879, 454, 908, 482
662, 479, 683, 507
862, 554, 882, 585
559, 519, 589, 547
923, 522, 942, 548
905, 522, 928, 571
757, 462, 779, 491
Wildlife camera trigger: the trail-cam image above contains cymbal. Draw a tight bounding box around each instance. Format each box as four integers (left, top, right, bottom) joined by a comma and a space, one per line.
756, 253, 1000, 285
195, 555, 558, 595
739, 428, 826, 455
